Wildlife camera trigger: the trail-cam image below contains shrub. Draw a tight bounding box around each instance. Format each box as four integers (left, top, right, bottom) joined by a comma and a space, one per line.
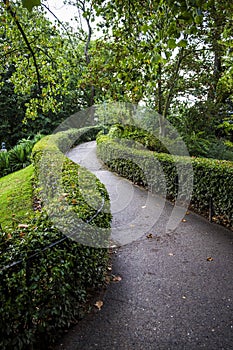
0, 152, 10, 177
0, 134, 45, 178
0, 126, 111, 349
97, 135, 233, 229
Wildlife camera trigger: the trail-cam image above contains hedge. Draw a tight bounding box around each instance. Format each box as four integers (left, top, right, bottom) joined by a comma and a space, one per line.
97, 134, 233, 229
0, 126, 111, 349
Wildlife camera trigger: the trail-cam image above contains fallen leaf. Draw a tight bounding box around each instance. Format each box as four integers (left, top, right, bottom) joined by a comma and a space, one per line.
146, 233, 153, 239
168, 253, 174, 256
107, 266, 112, 271
71, 199, 78, 205
94, 300, 103, 310
182, 219, 187, 223
141, 205, 146, 209
112, 275, 122, 282
186, 211, 190, 215
105, 276, 111, 284
18, 224, 29, 229
207, 257, 213, 262
182, 295, 186, 299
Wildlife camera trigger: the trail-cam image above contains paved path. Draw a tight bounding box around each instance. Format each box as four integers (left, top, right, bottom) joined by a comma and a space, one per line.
55, 141, 233, 350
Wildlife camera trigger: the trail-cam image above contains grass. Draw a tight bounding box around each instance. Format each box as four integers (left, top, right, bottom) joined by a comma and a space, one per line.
0, 165, 34, 231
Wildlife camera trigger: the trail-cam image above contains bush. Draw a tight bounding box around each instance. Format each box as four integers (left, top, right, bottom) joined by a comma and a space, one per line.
97, 135, 233, 229
0, 134, 45, 178
107, 124, 188, 155
0, 152, 10, 177
0, 126, 111, 349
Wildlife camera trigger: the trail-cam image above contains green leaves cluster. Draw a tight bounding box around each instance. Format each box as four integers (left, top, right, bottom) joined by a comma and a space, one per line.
0, 134, 43, 177
22, 0, 41, 11
1, 0, 88, 138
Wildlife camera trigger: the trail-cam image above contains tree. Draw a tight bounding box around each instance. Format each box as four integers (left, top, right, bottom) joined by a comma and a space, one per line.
0, 0, 89, 144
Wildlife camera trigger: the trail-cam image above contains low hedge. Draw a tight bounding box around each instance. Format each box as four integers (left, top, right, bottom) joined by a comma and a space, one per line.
97, 135, 233, 229
0, 126, 111, 349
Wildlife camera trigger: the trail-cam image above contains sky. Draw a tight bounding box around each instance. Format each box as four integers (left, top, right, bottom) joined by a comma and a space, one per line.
43, 0, 78, 26
43, 0, 98, 35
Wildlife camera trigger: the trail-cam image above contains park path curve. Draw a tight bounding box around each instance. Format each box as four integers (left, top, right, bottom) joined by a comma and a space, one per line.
54, 141, 233, 350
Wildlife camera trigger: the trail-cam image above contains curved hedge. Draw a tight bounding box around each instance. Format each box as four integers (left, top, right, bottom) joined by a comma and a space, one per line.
97, 135, 233, 230
0, 126, 111, 349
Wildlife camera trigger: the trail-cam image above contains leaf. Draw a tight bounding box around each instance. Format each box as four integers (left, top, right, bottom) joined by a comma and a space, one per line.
207, 257, 213, 262
178, 39, 187, 48
182, 219, 187, 222
112, 275, 122, 282
95, 300, 103, 310
146, 233, 153, 239
168, 253, 174, 256
22, 0, 41, 11
167, 38, 176, 49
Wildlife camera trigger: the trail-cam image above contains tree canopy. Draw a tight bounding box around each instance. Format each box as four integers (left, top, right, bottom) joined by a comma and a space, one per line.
1, 0, 233, 154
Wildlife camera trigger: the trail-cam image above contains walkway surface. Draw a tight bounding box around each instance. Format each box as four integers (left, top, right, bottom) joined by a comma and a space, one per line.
54, 141, 233, 350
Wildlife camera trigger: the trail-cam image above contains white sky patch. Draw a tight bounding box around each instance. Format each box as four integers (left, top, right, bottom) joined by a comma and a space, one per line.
43, 0, 79, 27
42, 0, 101, 37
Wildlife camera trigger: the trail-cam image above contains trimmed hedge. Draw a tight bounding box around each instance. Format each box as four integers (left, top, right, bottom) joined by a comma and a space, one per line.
97, 135, 233, 229
0, 126, 111, 349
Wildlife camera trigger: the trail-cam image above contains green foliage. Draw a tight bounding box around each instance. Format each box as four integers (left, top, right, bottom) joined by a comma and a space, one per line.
22, 0, 41, 11
1, 2, 88, 127
97, 135, 233, 229
106, 124, 187, 155
0, 134, 44, 177
0, 152, 10, 177
0, 165, 34, 230
0, 126, 111, 349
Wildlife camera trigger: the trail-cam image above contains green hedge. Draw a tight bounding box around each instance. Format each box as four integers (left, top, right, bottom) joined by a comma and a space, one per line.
97, 135, 233, 229
0, 126, 111, 349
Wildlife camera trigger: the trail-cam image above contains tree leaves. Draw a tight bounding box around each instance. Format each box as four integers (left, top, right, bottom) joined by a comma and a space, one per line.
22, 0, 41, 11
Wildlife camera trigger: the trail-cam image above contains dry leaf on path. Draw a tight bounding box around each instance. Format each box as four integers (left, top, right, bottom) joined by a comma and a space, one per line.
95, 300, 103, 310
207, 257, 214, 261
112, 275, 122, 282
146, 233, 153, 239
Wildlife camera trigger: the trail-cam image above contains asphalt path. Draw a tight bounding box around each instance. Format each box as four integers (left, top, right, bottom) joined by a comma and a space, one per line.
54, 141, 233, 350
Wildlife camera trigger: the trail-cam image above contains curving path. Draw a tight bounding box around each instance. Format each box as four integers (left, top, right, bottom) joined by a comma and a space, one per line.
54, 141, 233, 350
